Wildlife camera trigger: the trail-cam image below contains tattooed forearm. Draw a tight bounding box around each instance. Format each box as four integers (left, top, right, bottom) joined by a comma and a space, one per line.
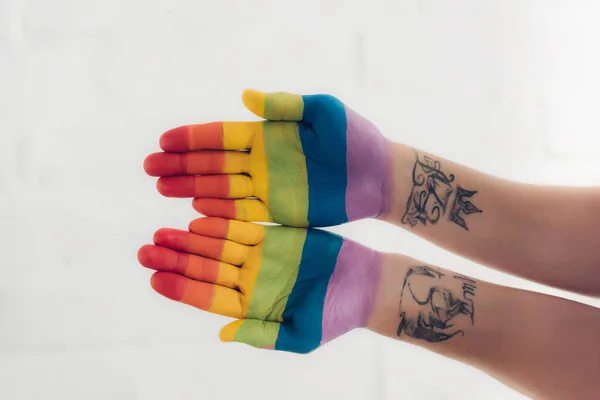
397, 266, 476, 343
401, 152, 482, 230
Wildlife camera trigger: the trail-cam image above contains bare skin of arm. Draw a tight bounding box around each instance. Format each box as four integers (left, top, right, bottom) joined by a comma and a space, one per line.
381, 142, 600, 297
369, 252, 600, 400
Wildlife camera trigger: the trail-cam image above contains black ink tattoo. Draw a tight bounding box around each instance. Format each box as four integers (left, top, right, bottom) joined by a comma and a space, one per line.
448, 186, 482, 231
401, 152, 482, 230
397, 266, 476, 343
401, 152, 455, 227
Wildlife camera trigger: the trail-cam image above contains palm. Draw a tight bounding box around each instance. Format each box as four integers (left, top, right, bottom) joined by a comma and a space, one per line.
237, 226, 340, 352
144, 90, 391, 227
138, 218, 380, 353
245, 111, 348, 226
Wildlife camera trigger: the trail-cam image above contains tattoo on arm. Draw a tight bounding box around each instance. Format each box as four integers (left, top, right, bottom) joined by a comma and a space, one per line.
401, 151, 482, 231
397, 266, 476, 343
401, 152, 454, 227
449, 186, 482, 230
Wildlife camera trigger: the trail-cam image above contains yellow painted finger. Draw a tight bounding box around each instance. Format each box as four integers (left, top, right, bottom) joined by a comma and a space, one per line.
188, 218, 266, 246
192, 198, 272, 222
138, 244, 240, 289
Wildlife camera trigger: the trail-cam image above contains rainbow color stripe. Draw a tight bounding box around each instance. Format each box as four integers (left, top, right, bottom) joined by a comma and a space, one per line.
145, 90, 391, 228
138, 218, 381, 353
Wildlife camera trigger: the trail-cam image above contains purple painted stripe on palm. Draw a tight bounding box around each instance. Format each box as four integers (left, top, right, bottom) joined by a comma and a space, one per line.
344, 106, 392, 220
320, 240, 382, 345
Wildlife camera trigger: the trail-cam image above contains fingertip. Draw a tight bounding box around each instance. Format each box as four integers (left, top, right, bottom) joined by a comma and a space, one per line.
143, 153, 160, 176
191, 198, 205, 214
242, 88, 261, 102
219, 320, 243, 342
152, 228, 169, 244
156, 178, 168, 196
145, 153, 187, 176
150, 272, 187, 301
187, 218, 200, 232
156, 176, 195, 197
153, 228, 189, 251
192, 198, 236, 219
137, 244, 154, 266
160, 126, 190, 152
188, 217, 229, 238
188, 217, 206, 233
242, 89, 266, 118
138, 244, 189, 275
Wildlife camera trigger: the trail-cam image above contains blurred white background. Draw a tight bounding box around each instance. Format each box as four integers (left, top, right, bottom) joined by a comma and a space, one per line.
1, 0, 600, 399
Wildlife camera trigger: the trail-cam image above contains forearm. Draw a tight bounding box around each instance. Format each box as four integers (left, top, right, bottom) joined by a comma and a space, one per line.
380, 141, 600, 296
366, 252, 600, 400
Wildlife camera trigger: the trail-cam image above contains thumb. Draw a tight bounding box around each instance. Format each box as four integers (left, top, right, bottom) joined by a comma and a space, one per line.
242, 89, 305, 121
219, 319, 281, 349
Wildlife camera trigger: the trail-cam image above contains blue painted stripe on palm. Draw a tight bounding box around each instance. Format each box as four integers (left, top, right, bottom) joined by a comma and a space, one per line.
299, 95, 348, 227
274, 228, 343, 353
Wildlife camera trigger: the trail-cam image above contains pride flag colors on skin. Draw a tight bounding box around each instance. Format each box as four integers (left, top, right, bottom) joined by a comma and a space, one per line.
137, 218, 382, 353
144, 89, 392, 227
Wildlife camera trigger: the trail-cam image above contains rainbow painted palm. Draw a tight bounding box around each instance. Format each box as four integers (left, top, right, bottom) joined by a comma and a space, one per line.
138, 218, 381, 353
144, 90, 391, 227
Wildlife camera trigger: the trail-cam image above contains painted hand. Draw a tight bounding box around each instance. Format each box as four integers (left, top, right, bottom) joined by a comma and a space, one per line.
144, 90, 391, 227
137, 218, 381, 353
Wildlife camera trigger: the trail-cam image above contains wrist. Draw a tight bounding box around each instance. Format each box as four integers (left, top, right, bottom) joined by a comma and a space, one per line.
365, 252, 406, 333
320, 239, 383, 344
377, 142, 415, 224
345, 107, 394, 221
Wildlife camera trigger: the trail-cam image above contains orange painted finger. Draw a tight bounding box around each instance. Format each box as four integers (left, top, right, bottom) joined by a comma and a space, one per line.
156, 175, 254, 198
153, 228, 250, 266
159, 122, 260, 152
192, 198, 272, 222
188, 217, 266, 246
143, 151, 249, 177
151, 272, 242, 318
137, 245, 240, 288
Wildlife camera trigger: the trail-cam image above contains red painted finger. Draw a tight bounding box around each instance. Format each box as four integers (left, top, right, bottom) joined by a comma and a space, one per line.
137, 245, 239, 288
159, 122, 258, 152
143, 151, 249, 177
152, 228, 249, 265
156, 175, 253, 198
150, 272, 242, 317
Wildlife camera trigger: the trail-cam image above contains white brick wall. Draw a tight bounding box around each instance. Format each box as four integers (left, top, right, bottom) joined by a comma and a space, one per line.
1, 1, 599, 399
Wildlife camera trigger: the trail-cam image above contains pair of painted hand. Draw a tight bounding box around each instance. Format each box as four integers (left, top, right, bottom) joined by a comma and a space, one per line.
140, 90, 391, 353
